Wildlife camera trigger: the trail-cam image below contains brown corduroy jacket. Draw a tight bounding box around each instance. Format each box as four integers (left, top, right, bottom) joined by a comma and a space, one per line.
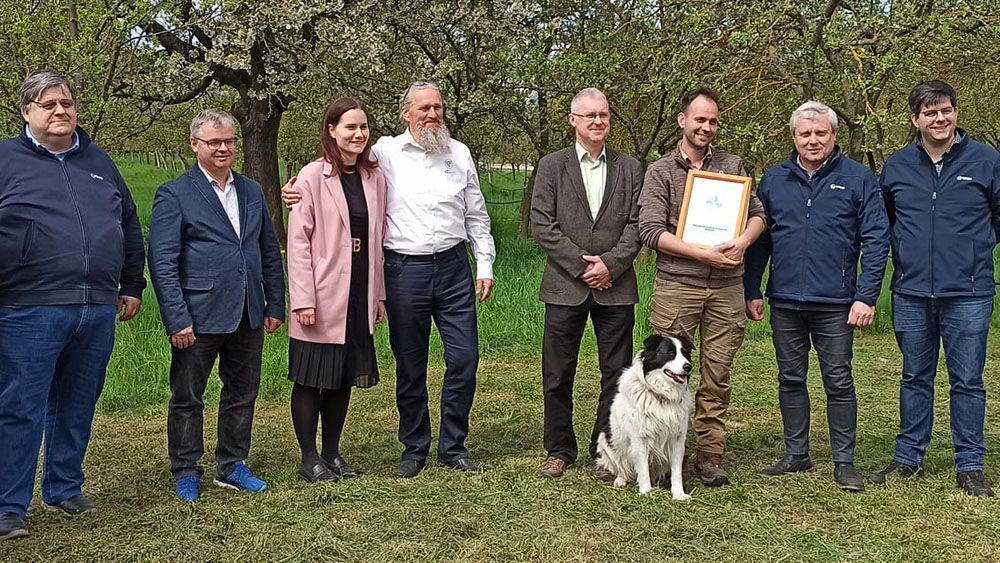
638, 146, 766, 289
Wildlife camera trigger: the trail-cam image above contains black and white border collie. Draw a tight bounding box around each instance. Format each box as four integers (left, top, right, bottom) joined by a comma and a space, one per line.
596, 334, 694, 499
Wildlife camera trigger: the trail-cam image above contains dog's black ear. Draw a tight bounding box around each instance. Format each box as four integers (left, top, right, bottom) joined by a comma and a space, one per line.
642, 334, 664, 351
676, 333, 695, 357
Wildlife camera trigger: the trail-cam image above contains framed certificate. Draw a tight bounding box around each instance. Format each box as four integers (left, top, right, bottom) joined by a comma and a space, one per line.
675, 169, 752, 248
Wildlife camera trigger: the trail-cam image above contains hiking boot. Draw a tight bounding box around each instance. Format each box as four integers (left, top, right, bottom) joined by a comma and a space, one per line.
760, 454, 813, 476
957, 470, 995, 498
694, 451, 730, 486
538, 456, 567, 479
834, 463, 865, 493
868, 460, 921, 484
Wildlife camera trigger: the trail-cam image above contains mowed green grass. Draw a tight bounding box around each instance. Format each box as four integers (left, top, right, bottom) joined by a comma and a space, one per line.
3, 160, 1000, 562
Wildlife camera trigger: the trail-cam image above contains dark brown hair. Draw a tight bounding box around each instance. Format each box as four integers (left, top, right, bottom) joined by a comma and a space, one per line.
319, 97, 378, 176
679, 87, 720, 114
908, 80, 957, 116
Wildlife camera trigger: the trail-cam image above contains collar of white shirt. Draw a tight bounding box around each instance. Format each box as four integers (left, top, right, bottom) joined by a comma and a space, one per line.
198, 163, 235, 191
575, 141, 606, 164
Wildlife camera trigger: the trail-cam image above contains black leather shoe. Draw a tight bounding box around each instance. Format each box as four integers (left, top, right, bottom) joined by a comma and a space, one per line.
298, 460, 339, 483
0, 513, 28, 541
760, 454, 813, 476
957, 470, 994, 498
44, 495, 96, 515
440, 457, 481, 474
834, 463, 865, 493
391, 459, 426, 479
324, 455, 359, 479
868, 460, 921, 484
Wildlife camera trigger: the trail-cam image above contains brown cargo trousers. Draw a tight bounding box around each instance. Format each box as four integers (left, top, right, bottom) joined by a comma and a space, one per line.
649, 278, 747, 455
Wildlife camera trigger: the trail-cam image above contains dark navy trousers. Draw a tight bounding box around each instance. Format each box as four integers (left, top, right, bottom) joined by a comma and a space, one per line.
384, 245, 479, 463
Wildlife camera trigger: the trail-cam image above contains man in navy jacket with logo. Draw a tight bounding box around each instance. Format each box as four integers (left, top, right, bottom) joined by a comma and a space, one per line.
869, 81, 1000, 498
744, 101, 889, 493
0, 70, 146, 540
148, 109, 285, 502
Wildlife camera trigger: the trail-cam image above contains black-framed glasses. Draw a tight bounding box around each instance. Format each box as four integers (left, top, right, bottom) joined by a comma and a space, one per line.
570, 112, 610, 122
33, 99, 76, 112
193, 137, 238, 150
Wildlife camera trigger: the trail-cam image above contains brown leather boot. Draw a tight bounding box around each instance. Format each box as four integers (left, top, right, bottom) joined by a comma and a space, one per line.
694, 451, 730, 486
538, 456, 568, 479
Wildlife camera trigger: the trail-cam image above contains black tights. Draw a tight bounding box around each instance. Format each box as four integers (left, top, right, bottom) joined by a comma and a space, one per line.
290, 383, 351, 463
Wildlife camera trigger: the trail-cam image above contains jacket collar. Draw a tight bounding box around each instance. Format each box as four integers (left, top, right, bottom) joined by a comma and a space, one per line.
781, 145, 843, 183
19, 125, 90, 159
914, 127, 968, 162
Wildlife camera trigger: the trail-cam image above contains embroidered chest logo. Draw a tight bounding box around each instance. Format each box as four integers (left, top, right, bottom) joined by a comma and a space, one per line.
957, 175, 973, 181
830, 183, 846, 190
444, 159, 454, 173
90, 173, 104, 180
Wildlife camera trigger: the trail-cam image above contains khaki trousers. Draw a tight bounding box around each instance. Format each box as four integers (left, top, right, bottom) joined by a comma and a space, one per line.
649, 279, 747, 454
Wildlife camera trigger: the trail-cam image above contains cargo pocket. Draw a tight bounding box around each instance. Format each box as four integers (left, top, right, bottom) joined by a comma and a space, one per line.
649, 279, 681, 334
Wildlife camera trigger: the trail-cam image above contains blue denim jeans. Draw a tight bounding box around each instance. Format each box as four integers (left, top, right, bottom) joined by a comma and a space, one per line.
891, 293, 992, 472
384, 245, 479, 463
0, 304, 117, 517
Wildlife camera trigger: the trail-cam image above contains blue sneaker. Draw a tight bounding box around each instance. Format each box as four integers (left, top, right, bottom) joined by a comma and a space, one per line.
175, 475, 200, 502
213, 460, 267, 492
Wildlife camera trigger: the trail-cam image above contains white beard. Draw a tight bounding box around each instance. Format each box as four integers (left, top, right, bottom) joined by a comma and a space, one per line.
414, 123, 452, 154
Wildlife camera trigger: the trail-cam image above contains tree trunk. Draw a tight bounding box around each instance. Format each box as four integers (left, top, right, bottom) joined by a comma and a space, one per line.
232, 95, 287, 249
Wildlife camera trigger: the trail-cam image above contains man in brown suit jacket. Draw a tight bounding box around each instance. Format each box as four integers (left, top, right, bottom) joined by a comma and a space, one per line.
530, 88, 643, 480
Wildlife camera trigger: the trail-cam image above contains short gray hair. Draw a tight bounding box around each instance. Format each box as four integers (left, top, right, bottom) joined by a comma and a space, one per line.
19, 70, 77, 111
190, 109, 236, 138
400, 81, 441, 111
570, 88, 607, 114
789, 100, 838, 132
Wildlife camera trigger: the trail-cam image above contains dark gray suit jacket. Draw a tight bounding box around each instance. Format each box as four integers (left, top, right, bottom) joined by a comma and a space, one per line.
530, 145, 642, 306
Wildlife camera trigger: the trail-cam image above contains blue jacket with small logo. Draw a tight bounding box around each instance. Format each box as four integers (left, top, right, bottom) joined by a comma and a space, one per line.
744, 147, 889, 306
0, 127, 146, 306
880, 130, 1000, 298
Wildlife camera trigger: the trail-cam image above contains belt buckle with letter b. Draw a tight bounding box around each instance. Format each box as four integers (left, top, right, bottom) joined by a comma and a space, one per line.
352, 238, 362, 253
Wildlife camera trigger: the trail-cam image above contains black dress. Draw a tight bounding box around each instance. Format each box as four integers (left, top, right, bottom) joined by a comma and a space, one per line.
288, 167, 379, 390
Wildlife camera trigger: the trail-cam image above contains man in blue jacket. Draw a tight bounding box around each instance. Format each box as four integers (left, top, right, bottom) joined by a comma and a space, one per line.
744, 101, 889, 493
148, 109, 285, 502
870, 81, 1000, 498
0, 70, 146, 540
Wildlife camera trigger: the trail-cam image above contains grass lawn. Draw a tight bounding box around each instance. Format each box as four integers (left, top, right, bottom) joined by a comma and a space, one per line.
3, 162, 1000, 562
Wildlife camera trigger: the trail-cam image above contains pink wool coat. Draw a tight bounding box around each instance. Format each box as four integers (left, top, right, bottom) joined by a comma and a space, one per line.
287, 159, 387, 344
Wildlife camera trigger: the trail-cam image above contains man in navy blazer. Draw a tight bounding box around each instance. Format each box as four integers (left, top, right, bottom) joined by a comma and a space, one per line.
148, 109, 285, 502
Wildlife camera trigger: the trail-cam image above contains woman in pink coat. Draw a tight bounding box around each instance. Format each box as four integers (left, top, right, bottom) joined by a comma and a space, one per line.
286, 98, 387, 482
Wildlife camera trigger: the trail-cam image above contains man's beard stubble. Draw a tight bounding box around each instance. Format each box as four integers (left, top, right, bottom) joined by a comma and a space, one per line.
413, 122, 452, 154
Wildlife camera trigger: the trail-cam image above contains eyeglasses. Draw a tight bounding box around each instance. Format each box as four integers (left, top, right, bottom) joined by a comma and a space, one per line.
32, 99, 76, 111
571, 112, 610, 122
193, 137, 238, 150
919, 107, 955, 120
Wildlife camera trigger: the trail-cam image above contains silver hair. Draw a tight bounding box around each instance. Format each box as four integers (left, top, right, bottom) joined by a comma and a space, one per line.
400, 81, 441, 111
789, 100, 838, 132
190, 109, 236, 138
570, 88, 607, 114
19, 70, 77, 110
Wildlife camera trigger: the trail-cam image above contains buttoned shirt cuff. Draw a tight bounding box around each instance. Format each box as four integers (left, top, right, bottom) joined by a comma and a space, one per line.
476, 261, 494, 281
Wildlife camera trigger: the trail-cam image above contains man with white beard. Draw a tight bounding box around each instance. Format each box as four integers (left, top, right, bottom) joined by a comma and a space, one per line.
283, 82, 495, 479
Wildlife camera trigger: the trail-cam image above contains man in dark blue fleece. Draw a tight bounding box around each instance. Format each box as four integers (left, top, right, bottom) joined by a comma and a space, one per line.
870, 81, 1000, 498
0, 70, 146, 540
744, 100, 889, 493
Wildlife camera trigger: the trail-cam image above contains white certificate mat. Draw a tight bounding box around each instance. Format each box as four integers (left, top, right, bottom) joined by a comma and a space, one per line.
676, 170, 752, 248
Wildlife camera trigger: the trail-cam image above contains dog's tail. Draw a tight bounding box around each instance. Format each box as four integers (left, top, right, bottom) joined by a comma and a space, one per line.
595, 432, 611, 469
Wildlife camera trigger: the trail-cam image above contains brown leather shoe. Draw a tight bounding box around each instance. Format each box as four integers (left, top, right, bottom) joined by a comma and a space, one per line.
694, 451, 730, 487
538, 456, 567, 479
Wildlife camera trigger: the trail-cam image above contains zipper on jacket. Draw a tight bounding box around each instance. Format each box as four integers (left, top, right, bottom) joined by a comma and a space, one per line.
60, 160, 90, 301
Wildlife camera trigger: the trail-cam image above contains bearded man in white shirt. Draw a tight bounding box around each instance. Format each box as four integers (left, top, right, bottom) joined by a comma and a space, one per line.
283, 82, 496, 478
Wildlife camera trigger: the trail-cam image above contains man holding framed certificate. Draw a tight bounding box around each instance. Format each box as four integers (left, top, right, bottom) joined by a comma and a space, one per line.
638, 87, 766, 487
743, 100, 889, 493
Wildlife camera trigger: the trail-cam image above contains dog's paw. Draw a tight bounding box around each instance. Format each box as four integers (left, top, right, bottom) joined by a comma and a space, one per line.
671, 490, 691, 501
638, 485, 653, 495
614, 477, 628, 488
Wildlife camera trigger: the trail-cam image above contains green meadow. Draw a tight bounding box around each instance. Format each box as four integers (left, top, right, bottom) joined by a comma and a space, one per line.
3, 159, 1000, 562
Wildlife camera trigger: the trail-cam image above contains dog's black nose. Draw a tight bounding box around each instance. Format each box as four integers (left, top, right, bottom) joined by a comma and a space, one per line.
683, 363, 692, 372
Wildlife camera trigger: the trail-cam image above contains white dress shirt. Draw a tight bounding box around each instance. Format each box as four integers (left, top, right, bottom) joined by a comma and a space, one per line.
575, 142, 607, 219
372, 128, 496, 280
198, 164, 240, 238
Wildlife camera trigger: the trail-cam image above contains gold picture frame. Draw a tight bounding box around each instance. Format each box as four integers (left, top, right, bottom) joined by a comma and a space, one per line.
675, 169, 753, 248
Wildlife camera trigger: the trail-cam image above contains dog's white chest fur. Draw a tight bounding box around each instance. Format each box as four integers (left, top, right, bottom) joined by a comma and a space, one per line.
596, 336, 694, 499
